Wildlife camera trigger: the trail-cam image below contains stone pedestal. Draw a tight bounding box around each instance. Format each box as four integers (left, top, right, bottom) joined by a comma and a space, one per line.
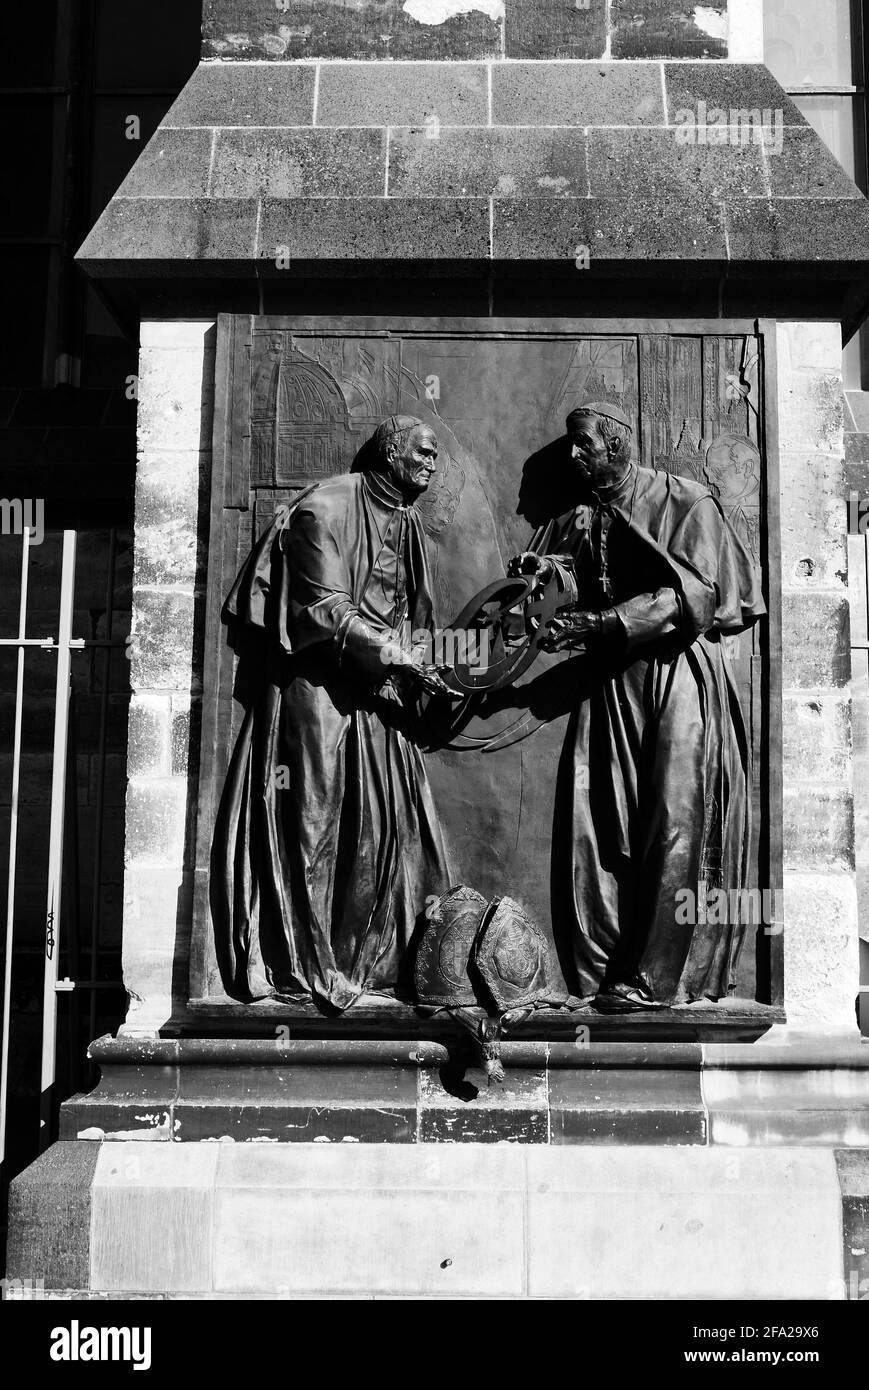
9, 0, 869, 1304
9, 1137, 867, 1299
9, 1034, 869, 1297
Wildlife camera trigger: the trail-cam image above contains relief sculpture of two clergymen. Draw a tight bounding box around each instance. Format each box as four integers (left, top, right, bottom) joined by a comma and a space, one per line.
206, 331, 769, 1060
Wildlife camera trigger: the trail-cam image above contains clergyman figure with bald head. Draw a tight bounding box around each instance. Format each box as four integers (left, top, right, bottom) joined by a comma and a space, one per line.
509, 404, 766, 1011
210, 416, 452, 1011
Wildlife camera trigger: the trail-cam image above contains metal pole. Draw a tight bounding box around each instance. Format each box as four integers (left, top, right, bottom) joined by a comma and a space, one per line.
0, 530, 31, 1172
89, 527, 116, 1050
39, 530, 77, 1151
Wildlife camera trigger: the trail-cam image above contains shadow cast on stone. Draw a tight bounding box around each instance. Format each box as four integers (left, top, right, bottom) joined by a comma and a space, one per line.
517, 434, 581, 528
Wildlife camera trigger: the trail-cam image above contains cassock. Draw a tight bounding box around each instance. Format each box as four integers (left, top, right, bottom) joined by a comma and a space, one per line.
529, 461, 766, 1004
210, 467, 451, 1011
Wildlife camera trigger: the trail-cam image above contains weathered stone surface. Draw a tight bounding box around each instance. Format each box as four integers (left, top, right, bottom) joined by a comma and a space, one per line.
60, 1103, 174, 1142
388, 127, 587, 198
171, 697, 192, 777
122, 953, 189, 1027
782, 872, 861, 1028
162, 62, 316, 127
768, 127, 862, 201
783, 785, 855, 870
778, 320, 843, 375
201, 0, 504, 60
7, 1143, 99, 1288
663, 62, 806, 127
504, 0, 606, 59
782, 695, 852, 784
78, 198, 258, 269
835, 1151, 869, 1301
140, 321, 218, 351
126, 694, 171, 778
612, 0, 728, 59
122, 864, 191, 1008
316, 61, 488, 127
418, 1065, 548, 1143
549, 1068, 706, 1144
526, 1148, 841, 1299
133, 518, 198, 589
777, 375, 844, 459
125, 779, 189, 865
779, 450, 848, 589
133, 450, 203, 518
704, 1070, 869, 1145
588, 126, 766, 200
174, 1062, 418, 1141
493, 61, 665, 127
177, 1103, 416, 1142
129, 589, 197, 693
211, 1144, 526, 1296
258, 196, 491, 262
211, 129, 386, 199
781, 592, 850, 688
91, 1144, 219, 1294
114, 129, 213, 199
494, 196, 727, 262
725, 198, 869, 263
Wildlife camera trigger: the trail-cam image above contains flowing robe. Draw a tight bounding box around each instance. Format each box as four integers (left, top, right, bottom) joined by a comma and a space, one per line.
529, 462, 766, 1004
210, 468, 451, 1011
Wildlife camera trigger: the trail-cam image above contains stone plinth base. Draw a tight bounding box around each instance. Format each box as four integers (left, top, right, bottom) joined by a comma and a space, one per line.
55, 1034, 869, 1147
8, 1142, 867, 1299
9, 1034, 869, 1298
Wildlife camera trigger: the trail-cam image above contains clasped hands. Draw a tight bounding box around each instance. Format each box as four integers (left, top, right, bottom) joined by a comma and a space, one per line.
390, 648, 460, 699
506, 552, 603, 652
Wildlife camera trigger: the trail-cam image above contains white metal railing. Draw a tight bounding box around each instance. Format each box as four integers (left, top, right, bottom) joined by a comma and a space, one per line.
0, 530, 83, 1168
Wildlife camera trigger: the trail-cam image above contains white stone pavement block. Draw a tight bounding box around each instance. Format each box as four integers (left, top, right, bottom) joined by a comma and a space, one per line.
775, 323, 844, 458
91, 1145, 219, 1294
140, 321, 217, 350
137, 344, 216, 455
126, 693, 172, 778
87, 1145, 845, 1299
777, 322, 843, 376
526, 1147, 842, 1299
214, 1189, 526, 1297
213, 1144, 527, 1296
215, 1142, 529, 1191
129, 588, 197, 695
728, 0, 765, 63
134, 448, 207, 498
778, 449, 848, 590
124, 779, 188, 867
783, 872, 861, 1029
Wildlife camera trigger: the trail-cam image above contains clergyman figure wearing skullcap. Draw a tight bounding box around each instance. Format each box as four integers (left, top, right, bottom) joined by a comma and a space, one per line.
508, 403, 766, 1011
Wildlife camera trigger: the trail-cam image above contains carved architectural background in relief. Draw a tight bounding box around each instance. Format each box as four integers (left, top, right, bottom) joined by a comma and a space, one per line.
194, 324, 775, 1012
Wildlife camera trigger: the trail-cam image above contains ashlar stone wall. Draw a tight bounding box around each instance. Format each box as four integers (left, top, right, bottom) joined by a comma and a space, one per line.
200, 0, 763, 62
777, 322, 860, 1029
123, 321, 215, 1034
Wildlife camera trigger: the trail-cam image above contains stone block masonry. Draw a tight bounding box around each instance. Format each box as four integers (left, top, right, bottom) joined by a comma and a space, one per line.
777, 323, 861, 1029
78, 60, 869, 291
200, 0, 760, 62
123, 320, 216, 1035
8, 1139, 862, 1298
